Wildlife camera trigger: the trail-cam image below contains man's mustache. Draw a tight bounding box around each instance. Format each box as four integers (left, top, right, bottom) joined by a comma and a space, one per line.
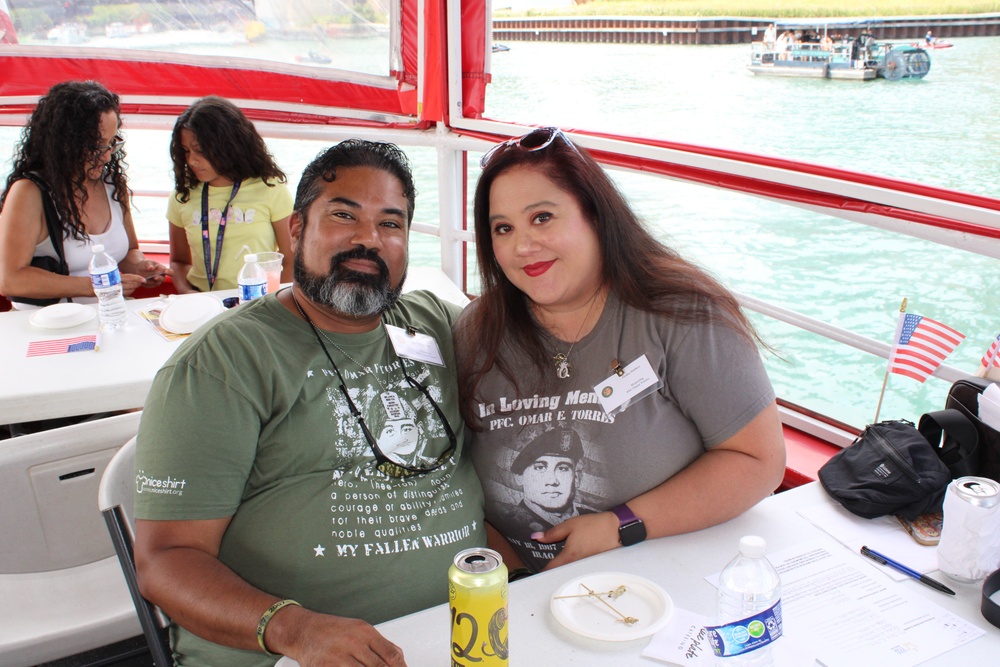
330, 246, 390, 279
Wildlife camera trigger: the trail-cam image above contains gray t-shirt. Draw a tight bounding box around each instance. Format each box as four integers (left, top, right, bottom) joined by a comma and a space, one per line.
136, 291, 485, 667
458, 293, 774, 572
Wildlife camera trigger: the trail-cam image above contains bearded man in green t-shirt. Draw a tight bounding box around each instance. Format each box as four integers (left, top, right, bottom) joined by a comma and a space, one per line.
134, 140, 486, 667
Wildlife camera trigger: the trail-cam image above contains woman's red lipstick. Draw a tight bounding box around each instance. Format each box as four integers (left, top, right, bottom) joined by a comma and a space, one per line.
523, 260, 555, 277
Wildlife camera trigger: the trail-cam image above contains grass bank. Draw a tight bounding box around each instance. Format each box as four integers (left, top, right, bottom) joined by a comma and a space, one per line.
494, 0, 1000, 18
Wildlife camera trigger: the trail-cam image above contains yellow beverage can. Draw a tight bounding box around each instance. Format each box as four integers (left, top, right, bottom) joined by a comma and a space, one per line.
449, 547, 509, 666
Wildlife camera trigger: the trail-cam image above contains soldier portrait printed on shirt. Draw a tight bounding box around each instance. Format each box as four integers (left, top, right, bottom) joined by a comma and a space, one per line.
462, 293, 776, 572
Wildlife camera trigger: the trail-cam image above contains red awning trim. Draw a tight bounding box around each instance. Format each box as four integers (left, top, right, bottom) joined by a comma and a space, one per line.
458, 127, 1000, 241
596, 151, 1000, 241
0, 53, 409, 118
582, 129, 1000, 215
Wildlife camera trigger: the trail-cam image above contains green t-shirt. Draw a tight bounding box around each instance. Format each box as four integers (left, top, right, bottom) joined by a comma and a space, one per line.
136, 291, 485, 667
166, 177, 293, 292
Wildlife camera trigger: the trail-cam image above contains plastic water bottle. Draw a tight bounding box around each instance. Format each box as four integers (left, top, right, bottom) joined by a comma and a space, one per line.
712, 535, 782, 666
89, 244, 127, 330
238, 253, 267, 304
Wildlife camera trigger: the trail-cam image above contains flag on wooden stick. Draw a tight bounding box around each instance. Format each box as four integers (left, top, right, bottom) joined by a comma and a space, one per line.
888, 313, 965, 383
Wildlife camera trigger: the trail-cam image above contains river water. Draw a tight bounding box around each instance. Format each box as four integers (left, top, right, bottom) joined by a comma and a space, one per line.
2, 36, 998, 428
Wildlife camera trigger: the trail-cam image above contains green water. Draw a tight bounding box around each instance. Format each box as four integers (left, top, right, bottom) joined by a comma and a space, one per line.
2, 37, 998, 428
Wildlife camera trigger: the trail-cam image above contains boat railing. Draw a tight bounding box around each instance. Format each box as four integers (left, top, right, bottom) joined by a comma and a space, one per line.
444, 121, 999, 433
751, 39, 860, 64
120, 122, 1000, 432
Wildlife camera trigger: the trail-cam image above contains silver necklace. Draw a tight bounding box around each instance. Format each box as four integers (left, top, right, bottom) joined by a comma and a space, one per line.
551, 291, 603, 379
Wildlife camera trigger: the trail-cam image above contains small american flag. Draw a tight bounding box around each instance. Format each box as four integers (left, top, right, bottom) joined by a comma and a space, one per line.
982, 333, 1000, 371
888, 313, 964, 383
27, 335, 98, 357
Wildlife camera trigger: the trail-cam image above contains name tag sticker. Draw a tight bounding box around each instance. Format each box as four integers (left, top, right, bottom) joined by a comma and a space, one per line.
594, 355, 661, 416
385, 324, 446, 367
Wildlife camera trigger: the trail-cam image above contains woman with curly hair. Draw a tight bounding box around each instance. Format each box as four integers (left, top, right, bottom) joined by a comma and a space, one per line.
0, 80, 169, 307
167, 96, 293, 293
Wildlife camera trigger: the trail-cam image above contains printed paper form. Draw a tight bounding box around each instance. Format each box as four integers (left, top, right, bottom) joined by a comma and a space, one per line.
773, 540, 982, 667
797, 501, 937, 580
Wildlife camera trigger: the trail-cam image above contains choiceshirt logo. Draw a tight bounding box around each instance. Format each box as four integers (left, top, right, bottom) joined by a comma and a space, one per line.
136, 470, 188, 495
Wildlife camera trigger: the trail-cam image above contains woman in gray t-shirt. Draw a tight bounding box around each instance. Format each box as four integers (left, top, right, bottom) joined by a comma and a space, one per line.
455, 127, 786, 574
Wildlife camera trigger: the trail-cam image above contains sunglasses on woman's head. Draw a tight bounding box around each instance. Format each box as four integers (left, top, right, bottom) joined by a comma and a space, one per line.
480, 126, 581, 168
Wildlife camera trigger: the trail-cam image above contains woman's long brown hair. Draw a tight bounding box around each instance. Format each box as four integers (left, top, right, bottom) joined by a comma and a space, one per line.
455, 132, 764, 429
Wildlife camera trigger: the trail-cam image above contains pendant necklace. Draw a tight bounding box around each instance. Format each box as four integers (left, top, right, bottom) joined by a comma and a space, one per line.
550, 290, 603, 380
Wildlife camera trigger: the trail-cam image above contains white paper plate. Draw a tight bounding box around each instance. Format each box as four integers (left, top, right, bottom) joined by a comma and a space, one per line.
274, 658, 299, 667
550, 571, 673, 641
29, 302, 97, 329
158, 294, 224, 334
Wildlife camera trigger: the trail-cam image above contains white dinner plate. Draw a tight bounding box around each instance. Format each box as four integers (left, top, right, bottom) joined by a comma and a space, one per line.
158, 294, 224, 334
274, 658, 299, 667
28, 302, 97, 329
550, 571, 673, 641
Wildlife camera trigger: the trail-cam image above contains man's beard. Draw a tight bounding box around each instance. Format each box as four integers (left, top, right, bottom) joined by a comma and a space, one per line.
294, 246, 405, 317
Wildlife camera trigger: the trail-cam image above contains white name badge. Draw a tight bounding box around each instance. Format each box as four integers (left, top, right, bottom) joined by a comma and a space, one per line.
385, 324, 446, 367
594, 355, 662, 416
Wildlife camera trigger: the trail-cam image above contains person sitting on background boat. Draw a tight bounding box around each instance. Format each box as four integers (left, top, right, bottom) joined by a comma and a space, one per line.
0, 80, 169, 308
454, 127, 786, 574
859, 28, 876, 50
167, 96, 293, 294
762, 23, 776, 49
820, 34, 834, 51
925, 31, 936, 46
775, 30, 794, 60
134, 139, 485, 666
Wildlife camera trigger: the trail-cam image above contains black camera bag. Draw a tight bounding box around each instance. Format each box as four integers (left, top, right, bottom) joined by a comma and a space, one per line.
818, 420, 951, 520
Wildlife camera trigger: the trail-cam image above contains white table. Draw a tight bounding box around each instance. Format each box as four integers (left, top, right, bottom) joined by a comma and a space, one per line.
374, 482, 999, 665
0, 268, 469, 425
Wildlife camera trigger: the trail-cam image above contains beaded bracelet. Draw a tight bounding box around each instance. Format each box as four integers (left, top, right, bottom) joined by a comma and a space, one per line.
256, 599, 301, 656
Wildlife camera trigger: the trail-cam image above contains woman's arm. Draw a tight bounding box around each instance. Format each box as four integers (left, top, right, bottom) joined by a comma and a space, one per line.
117, 207, 171, 295
272, 214, 294, 283
534, 402, 786, 570
0, 178, 94, 299
168, 221, 197, 293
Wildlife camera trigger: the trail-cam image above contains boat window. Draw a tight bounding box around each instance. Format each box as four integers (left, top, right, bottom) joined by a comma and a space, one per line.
2, 0, 395, 78
462, 159, 996, 429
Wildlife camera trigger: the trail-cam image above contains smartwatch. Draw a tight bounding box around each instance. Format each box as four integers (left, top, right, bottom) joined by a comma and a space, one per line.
611, 504, 647, 546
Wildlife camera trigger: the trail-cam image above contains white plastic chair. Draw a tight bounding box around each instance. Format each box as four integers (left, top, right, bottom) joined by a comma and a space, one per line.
99, 435, 174, 667
0, 411, 143, 667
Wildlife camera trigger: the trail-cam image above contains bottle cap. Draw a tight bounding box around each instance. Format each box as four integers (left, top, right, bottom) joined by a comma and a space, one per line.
93, 244, 105, 253
244, 254, 258, 263
738, 535, 766, 558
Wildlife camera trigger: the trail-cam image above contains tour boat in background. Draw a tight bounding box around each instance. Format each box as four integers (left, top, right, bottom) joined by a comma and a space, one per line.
749, 19, 931, 79
1, 0, 999, 664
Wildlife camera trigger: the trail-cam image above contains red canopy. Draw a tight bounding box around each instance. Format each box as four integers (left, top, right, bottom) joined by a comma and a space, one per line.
0, 0, 489, 127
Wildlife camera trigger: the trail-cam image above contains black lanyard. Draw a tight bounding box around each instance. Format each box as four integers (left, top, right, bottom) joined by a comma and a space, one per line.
200, 180, 241, 290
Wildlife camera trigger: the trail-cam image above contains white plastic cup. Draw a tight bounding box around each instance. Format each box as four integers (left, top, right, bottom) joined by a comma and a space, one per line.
255, 251, 284, 294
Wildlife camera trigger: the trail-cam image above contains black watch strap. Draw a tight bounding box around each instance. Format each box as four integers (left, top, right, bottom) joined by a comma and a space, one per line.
983, 568, 1000, 628
611, 504, 647, 546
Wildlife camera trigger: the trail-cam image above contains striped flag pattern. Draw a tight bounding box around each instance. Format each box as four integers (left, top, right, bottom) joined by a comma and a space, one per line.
981, 333, 1000, 372
888, 313, 964, 383
27, 335, 98, 357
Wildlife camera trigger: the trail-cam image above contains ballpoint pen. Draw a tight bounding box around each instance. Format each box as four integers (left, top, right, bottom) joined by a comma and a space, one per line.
860, 545, 956, 595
